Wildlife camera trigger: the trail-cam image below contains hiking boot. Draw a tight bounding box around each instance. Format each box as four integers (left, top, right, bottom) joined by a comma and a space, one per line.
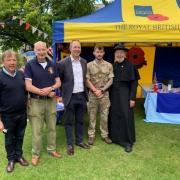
88, 137, 95, 145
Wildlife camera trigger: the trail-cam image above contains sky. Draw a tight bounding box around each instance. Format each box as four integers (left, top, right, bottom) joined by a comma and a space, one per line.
95, 0, 114, 3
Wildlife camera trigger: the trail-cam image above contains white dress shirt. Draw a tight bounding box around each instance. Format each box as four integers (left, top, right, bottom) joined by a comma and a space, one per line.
70, 55, 84, 93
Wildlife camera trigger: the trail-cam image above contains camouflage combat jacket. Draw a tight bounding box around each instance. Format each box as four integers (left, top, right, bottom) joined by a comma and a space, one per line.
86, 59, 114, 96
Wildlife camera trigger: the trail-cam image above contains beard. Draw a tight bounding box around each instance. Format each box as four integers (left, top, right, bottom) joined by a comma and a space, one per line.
114, 58, 125, 63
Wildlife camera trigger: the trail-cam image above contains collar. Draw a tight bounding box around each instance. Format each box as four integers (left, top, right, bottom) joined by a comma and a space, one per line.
3, 67, 17, 77
36, 57, 47, 63
70, 55, 81, 62
95, 59, 104, 64
39, 61, 47, 65
35, 57, 50, 66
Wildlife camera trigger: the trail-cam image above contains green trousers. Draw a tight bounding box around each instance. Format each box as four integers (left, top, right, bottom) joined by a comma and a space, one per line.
28, 98, 57, 156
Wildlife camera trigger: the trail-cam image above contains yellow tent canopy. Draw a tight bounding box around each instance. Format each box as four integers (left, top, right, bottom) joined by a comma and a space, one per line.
53, 0, 180, 43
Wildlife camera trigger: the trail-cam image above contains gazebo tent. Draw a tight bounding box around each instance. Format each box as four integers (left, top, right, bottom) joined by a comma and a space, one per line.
52, 0, 180, 95
53, 0, 180, 44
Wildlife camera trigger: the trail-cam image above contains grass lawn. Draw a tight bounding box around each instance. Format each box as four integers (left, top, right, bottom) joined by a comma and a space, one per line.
0, 99, 180, 180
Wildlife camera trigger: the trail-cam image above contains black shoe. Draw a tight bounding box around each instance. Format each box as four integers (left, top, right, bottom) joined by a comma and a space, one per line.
16, 157, 29, 166
6, 161, 15, 173
76, 142, 90, 149
124, 145, 132, 153
67, 145, 74, 156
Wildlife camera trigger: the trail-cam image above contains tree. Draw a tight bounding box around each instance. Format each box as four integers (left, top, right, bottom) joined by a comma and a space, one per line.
51, 0, 95, 20
102, 0, 109, 6
0, 0, 52, 50
0, 0, 96, 50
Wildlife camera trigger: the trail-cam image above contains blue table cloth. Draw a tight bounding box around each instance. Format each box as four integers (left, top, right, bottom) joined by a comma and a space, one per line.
157, 93, 180, 114
144, 92, 180, 124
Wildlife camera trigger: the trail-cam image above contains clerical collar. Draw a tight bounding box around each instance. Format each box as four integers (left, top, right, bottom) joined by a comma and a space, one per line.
3, 67, 17, 77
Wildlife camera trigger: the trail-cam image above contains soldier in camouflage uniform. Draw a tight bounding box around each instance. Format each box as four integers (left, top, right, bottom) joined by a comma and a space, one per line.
86, 46, 114, 145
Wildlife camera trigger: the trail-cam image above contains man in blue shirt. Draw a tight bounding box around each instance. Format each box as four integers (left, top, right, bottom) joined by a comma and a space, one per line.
24, 41, 61, 166
0, 50, 28, 173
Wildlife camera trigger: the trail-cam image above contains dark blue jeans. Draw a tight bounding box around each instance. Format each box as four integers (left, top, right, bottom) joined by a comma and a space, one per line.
65, 93, 86, 146
1, 111, 27, 161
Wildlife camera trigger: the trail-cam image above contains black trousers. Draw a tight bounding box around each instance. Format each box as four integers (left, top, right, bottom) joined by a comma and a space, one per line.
65, 93, 86, 146
1, 111, 27, 161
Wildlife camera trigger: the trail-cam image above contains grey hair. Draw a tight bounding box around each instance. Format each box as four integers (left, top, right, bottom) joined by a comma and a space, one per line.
34, 41, 47, 49
2, 50, 16, 61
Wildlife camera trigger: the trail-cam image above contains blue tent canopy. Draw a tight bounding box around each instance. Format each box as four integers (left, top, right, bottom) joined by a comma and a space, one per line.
53, 0, 180, 62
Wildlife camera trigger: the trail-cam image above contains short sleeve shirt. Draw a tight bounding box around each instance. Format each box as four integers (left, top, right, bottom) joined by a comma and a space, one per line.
24, 57, 58, 88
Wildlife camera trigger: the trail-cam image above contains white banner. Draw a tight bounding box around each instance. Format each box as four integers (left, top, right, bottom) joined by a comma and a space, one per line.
44, 33, 48, 39
38, 30, 43, 36
32, 26, 37, 34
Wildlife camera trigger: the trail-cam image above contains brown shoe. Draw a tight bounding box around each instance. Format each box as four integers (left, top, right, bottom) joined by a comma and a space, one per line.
16, 157, 29, 166
88, 137, 95, 145
102, 137, 112, 144
67, 145, 74, 156
31, 156, 39, 166
6, 161, 15, 173
48, 151, 61, 158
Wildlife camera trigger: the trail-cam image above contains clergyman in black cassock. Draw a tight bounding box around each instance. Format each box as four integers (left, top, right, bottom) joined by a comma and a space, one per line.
109, 45, 140, 153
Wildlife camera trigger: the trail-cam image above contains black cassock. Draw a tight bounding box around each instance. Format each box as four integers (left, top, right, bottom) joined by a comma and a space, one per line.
109, 60, 140, 147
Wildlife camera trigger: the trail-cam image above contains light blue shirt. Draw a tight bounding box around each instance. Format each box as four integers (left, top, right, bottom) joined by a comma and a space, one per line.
3, 67, 17, 77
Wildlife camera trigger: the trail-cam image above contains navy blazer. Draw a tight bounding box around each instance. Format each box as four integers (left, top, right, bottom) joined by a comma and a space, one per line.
58, 56, 88, 106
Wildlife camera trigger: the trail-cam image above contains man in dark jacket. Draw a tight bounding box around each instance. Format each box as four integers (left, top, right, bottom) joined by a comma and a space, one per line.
109, 45, 140, 153
0, 50, 28, 173
58, 40, 90, 156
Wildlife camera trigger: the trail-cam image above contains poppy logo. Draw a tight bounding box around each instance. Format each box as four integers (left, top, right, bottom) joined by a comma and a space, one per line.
127, 47, 147, 69
147, 14, 169, 21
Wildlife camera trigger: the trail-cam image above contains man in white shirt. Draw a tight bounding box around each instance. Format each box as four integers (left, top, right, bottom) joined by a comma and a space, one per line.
58, 40, 90, 156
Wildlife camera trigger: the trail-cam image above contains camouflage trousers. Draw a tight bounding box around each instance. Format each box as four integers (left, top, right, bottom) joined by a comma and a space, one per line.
88, 94, 110, 138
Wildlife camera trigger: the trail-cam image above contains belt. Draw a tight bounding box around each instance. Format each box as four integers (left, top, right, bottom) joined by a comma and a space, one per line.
30, 94, 51, 99
72, 92, 84, 95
